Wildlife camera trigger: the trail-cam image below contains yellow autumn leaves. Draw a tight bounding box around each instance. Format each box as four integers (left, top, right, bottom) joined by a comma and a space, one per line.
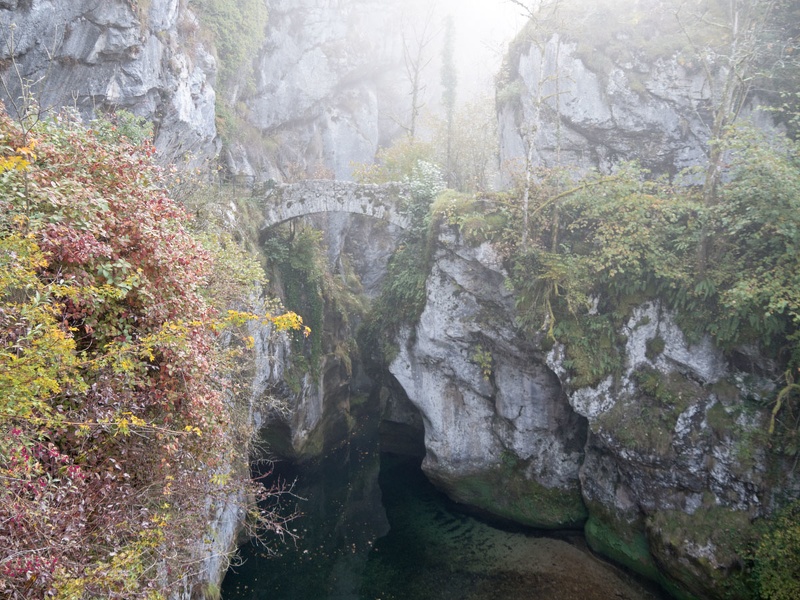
0, 139, 36, 173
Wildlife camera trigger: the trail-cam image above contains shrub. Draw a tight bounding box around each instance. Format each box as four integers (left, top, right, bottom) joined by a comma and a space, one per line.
0, 105, 302, 599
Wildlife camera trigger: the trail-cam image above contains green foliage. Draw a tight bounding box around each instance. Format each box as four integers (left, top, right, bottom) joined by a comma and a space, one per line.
706, 128, 800, 356
555, 315, 623, 388
413, 127, 800, 461
431, 190, 510, 245
264, 225, 326, 380
190, 0, 268, 86
359, 236, 430, 369
93, 109, 154, 146
352, 137, 437, 185
649, 506, 756, 600
471, 345, 493, 381
754, 500, 800, 600
645, 335, 665, 360
484, 128, 800, 400
354, 147, 451, 371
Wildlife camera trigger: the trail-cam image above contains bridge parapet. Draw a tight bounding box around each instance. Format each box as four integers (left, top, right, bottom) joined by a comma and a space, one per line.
262, 180, 414, 230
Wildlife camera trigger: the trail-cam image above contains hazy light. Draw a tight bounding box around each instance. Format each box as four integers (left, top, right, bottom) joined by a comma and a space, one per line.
439, 0, 529, 101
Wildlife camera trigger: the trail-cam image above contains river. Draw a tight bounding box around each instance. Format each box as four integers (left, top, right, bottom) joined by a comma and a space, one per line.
220, 396, 666, 600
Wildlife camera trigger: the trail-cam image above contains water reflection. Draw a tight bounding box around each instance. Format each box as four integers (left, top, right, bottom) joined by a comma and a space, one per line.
221, 401, 664, 600
222, 399, 388, 599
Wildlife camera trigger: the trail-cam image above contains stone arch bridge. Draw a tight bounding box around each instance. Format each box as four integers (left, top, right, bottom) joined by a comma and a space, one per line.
262, 180, 414, 230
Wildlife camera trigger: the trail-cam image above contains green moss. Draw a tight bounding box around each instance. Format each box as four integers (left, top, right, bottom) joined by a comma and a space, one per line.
704, 396, 771, 477
645, 335, 665, 360
447, 458, 586, 530
596, 367, 701, 455
710, 379, 743, 404
585, 515, 661, 582
648, 507, 757, 600
200, 582, 221, 600
585, 512, 701, 600
707, 401, 738, 436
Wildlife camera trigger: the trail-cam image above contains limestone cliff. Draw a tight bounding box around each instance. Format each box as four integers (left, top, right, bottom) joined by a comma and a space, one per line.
497, 33, 712, 177
0, 0, 219, 163
224, 0, 422, 181
495, 1, 777, 179
389, 225, 587, 528
387, 222, 798, 598
548, 303, 798, 598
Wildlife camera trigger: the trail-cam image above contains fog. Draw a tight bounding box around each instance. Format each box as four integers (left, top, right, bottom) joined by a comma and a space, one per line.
439, 0, 529, 101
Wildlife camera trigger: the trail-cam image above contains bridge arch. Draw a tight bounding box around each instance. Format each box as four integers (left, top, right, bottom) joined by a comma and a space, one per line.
262, 180, 414, 230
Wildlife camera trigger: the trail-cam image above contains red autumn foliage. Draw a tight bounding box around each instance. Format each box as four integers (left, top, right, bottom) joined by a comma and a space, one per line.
1, 106, 287, 598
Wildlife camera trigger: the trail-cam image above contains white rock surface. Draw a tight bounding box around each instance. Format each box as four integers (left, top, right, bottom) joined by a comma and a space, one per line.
390, 228, 585, 501
0, 0, 219, 165
498, 34, 715, 177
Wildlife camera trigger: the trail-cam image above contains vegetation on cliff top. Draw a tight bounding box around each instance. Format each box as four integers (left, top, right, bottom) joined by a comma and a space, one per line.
425, 123, 800, 598
0, 104, 303, 599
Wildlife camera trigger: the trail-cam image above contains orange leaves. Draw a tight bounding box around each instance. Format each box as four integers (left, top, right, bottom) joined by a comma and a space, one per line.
0, 134, 37, 173
272, 311, 312, 337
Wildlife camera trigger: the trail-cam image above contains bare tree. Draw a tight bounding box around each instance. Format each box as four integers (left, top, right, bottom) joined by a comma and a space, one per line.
503, 0, 566, 250
673, 0, 786, 272
402, 4, 439, 139
441, 14, 457, 184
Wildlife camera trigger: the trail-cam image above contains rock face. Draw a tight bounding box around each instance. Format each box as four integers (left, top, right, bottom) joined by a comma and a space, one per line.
253, 211, 405, 456
498, 33, 712, 177
0, 0, 219, 163
554, 302, 800, 598
497, 28, 745, 178
391, 235, 798, 598
227, 0, 415, 181
389, 225, 588, 529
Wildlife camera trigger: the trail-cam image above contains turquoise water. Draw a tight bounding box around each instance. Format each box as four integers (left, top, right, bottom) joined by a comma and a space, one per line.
221, 408, 664, 600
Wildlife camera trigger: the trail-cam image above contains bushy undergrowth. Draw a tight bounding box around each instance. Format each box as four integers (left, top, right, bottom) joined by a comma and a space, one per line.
427, 125, 800, 597
439, 127, 800, 408
0, 105, 302, 599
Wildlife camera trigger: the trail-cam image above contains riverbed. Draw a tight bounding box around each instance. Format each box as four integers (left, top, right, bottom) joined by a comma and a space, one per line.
221, 401, 665, 600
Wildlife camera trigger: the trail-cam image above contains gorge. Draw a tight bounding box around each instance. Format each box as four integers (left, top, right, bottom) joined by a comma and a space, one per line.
1, 1, 799, 600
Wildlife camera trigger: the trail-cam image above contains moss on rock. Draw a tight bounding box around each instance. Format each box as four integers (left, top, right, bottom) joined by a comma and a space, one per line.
647, 506, 757, 600
444, 462, 587, 530
595, 367, 702, 456
585, 512, 699, 600
585, 514, 662, 582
